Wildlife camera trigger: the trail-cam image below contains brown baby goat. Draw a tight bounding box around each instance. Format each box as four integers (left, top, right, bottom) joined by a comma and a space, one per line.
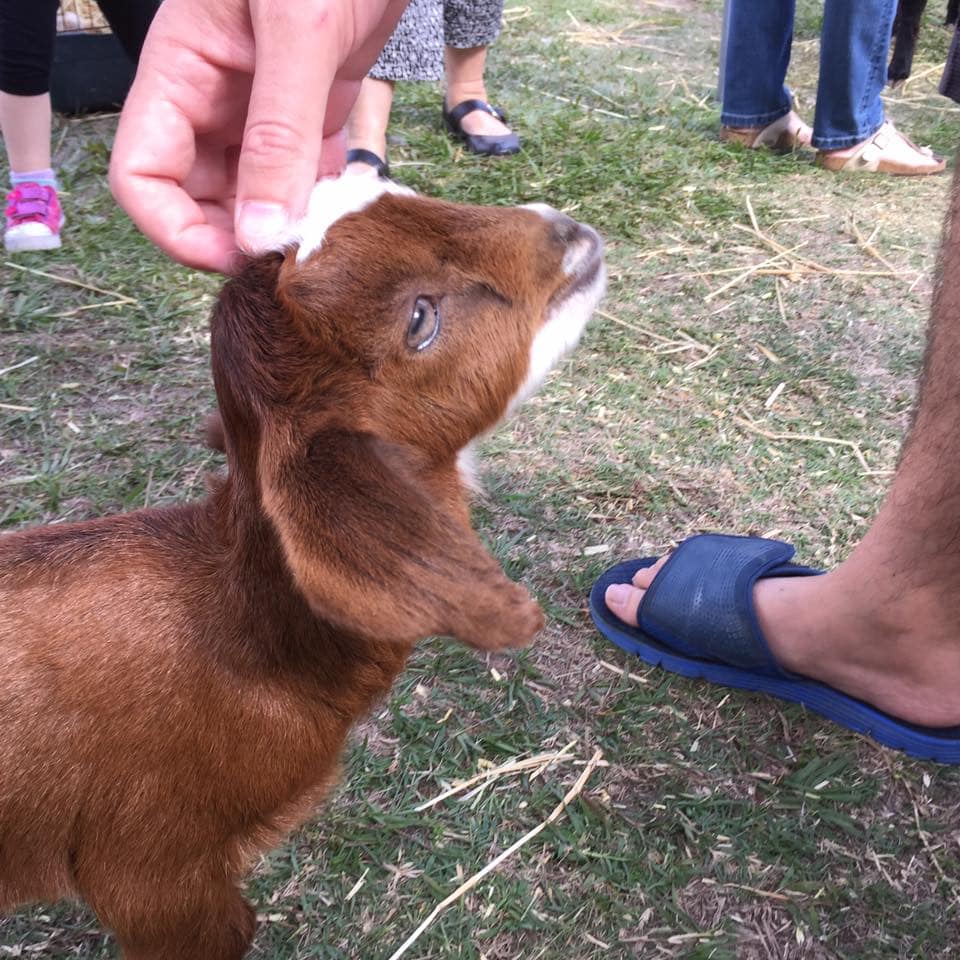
0, 177, 605, 959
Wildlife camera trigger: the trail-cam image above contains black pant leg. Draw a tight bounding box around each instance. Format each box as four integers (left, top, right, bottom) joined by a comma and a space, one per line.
95, 0, 161, 63
0, 0, 59, 96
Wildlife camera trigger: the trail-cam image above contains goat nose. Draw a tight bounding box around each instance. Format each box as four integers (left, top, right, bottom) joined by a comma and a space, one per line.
549, 210, 582, 245
522, 202, 581, 244
522, 202, 603, 280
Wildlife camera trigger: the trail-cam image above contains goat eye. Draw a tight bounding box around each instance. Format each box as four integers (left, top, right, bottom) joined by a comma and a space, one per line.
407, 296, 440, 351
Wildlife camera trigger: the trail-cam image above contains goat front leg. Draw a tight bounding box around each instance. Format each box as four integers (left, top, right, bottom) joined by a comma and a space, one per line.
105, 883, 256, 960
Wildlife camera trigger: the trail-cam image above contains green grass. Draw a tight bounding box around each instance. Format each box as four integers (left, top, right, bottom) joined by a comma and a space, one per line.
4, 0, 960, 957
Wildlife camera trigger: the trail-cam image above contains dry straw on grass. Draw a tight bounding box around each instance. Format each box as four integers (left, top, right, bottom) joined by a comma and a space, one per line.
659, 197, 920, 302
562, 11, 678, 56
4, 261, 138, 306
528, 87, 631, 121
733, 414, 877, 476
0, 356, 39, 379
596, 308, 719, 370
733, 195, 917, 282
502, 5, 533, 24
564, 13, 657, 46
597, 659, 651, 685
387, 749, 604, 960
412, 745, 579, 812
0, 356, 41, 415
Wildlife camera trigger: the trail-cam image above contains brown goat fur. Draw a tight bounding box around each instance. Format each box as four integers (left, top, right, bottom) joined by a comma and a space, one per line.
0, 187, 604, 958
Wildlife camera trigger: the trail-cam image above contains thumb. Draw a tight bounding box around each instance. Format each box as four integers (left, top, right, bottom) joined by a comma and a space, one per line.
235, 1, 341, 253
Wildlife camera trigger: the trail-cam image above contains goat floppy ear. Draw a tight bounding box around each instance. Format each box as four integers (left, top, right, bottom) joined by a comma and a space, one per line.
259, 425, 543, 651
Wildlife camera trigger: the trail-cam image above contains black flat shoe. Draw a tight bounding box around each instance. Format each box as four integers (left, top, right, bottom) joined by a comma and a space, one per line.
442, 99, 521, 156
345, 148, 390, 178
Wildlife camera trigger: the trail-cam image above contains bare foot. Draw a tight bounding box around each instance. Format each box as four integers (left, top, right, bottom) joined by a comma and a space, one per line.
344, 160, 382, 178
604, 546, 960, 728
344, 139, 388, 178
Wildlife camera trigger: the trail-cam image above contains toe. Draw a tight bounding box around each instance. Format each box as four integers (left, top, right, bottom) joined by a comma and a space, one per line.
632, 554, 669, 589
605, 582, 645, 627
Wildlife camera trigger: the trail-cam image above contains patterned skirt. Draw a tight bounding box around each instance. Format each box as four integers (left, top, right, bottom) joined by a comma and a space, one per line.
370, 0, 505, 82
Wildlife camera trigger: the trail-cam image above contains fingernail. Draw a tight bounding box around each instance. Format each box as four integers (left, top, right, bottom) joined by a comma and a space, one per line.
237, 201, 290, 252
605, 583, 633, 608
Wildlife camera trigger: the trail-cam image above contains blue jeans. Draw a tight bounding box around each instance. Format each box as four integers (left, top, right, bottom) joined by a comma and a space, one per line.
720, 0, 897, 149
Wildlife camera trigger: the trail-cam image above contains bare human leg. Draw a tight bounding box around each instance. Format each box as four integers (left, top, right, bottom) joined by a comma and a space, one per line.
605, 158, 960, 729
345, 77, 394, 175
444, 45, 511, 138
0, 92, 52, 171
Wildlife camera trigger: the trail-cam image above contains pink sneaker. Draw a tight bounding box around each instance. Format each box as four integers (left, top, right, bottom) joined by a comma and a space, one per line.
4, 183, 64, 252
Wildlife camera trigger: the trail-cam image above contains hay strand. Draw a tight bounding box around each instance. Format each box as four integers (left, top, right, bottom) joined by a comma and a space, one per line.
597, 659, 650, 685
734, 416, 872, 474
412, 745, 577, 812
849, 219, 901, 275
596, 308, 674, 344
0, 355, 39, 378
4, 261, 138, 303
387, 749, 603, 960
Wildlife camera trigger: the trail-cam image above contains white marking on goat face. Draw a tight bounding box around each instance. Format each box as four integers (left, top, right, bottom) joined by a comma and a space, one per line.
283, 176, 413, 263
508, 205, 606, 413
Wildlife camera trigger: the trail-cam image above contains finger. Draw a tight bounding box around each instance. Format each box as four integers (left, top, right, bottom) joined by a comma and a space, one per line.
604, 583, 645, 628
110, 5, 247, 272
234, 1, 341, 252
111, 96, 237, 273
236, 1, 410, 251
180, 137, 239, 209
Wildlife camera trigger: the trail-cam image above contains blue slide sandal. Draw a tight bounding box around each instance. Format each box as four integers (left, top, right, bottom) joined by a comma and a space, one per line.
589, 533, 960, 764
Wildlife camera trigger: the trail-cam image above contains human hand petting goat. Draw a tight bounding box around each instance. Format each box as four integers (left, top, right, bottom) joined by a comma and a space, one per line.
109, 0, 409, 273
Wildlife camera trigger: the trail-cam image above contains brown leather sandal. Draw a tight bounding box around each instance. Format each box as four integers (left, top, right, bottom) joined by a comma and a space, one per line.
815, 121, 945, 176
720, 110, 813, 153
